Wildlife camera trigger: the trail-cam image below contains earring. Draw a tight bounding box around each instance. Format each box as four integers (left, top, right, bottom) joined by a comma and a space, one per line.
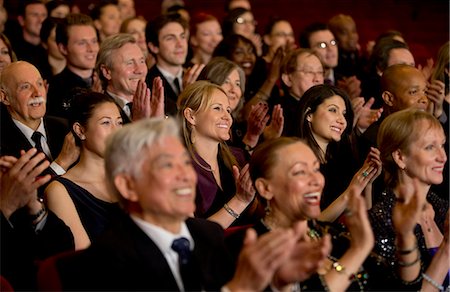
265, 200, 271, 215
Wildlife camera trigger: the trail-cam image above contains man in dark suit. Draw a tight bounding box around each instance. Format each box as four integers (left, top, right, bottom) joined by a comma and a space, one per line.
96, 33, 165, 123
0, 61, 79, 176
47, 118, 303, 291
0, 149, 74, 291
145, 13, 189, 116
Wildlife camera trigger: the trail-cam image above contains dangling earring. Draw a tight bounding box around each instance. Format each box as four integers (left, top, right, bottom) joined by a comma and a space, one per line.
265, 200, 271, 215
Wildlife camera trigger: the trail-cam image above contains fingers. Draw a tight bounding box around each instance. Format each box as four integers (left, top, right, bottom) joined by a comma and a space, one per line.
0, 156, 18, 170
183, 64, 205, 86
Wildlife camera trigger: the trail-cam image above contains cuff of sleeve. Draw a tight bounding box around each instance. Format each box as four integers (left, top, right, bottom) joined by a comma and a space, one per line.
50, 161, 66, 175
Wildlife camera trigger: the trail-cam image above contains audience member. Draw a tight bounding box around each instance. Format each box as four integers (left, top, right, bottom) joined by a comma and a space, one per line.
295, 84, 381, 218
117, 0, 135, 20
45, 0, 70, 19
262, 17, 296, 64
299, 22, 362, 100
166, 4, 191, 23
0, 5, 7, 33
90, 1, 121, 43
146, 13, 200, 115
188, 12, 223, 66
370, 109, 448, 289
96, 33, 164, 122
222, 8, 262, 56
231, 137, 375, 291
279, 48, 323, 136
0, 33, 15, 76
120, 16, 155, 69
9, 0, 49, 76
0, 150, 74, 290
0, 61, 79, 176
39, 17, 65, 80
178, 81, 259, 228
225, 0, 252, 11
39, 117, 302, 291
47, 13, 100, 118
45, 91, 122, 250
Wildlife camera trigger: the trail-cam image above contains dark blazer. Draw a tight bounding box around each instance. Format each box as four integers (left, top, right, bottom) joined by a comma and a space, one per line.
55, 213, 235, 291
0, 105, 69, 175
145, 65, 178, 116
1, 211, 74, 291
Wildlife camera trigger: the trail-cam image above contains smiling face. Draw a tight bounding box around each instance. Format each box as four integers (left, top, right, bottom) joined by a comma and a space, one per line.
191, 20, 223, 55
80, 102, 123, 157
20, 3, 47, 39
220, 69, 242, 111
261, 142, 325, 223
286, 53, 324, 98
1, 62, 46, 129
153, 22, 188, 69
308, 29, 338, 69
63, 25, 99, 72
104, 42, 147, 99
388, 67, 429, 112
191, 89, 233, 143
128, 136, 197, 227
264, 20, 295, 54
233, 11, 256, 39
95, 4, 121, 40
309, 95, 347, 146
398, 120, 447, 186
231, 39, 256, 76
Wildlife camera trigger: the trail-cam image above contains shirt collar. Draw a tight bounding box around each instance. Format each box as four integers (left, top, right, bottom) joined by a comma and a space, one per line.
12, 118, 46, 142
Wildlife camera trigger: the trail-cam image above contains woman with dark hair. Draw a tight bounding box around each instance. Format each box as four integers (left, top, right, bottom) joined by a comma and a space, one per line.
40, 17, 66, 79
262, 17, 296, 64
296, 84, 381, 221
0, 33, 16, 76
45, 91, 123, 249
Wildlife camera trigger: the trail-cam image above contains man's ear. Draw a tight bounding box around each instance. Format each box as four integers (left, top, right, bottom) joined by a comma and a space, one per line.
0, 89, 10, 105
263, 34, 272, 47
382, 90, 394, 106
58, 43, 68, 57
100, 64, 112, 81
72, 122, 86, 141
392, 149, 406, 170
114, 174, 139, 203
148, 42, 159, 55
18, 15, 25, 27
281, 73, 292, 87
184, 108, 196, 126
255, 178, 274, 200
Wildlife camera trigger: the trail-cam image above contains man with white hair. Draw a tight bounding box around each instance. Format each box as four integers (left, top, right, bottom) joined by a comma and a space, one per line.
0, 61, 79, 175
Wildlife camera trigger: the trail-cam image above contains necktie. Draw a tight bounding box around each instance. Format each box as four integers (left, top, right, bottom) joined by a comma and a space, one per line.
173, 78, 181, 96
31, 131, 44, 153
171, 237, 200, 291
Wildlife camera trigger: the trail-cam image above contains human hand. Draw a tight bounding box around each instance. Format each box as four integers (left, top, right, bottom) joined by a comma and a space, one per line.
426, 79, 445, 118
227, 228, 297, 291
91, 71, 103, 93
183, 64, 205, 88
267, 47, 284, 82
250, 33, 263, 56
274, 223, 331, 288
337, 76, 362, 100
392, 178, 425, 237
347, 150, 381, 195
0, 150, 51, 219
244, 103, 270, 147
132, 79, 165, 120
263, 104, 284, 140
344, 189, 374, 251
418, 58, 434, 81
54, 132, 80, 170
233, 164, 256, 204
365, 147, 382, 184
354, 97, 383, 132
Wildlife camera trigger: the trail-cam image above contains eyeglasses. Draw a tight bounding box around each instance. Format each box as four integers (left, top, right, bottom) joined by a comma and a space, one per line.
236, 17, 257, 26
272, 32, 294, 38
295, 70, 324, 78
315, 40, 337, 49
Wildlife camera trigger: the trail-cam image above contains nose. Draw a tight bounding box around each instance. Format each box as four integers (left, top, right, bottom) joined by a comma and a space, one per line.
437, 146, 447, 162
313, 72, 323, 84
309, 170, 324, 188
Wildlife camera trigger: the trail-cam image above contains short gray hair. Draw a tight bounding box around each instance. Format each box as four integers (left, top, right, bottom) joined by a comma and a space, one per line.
104, 117, 181, 202
96, 33, 137, 89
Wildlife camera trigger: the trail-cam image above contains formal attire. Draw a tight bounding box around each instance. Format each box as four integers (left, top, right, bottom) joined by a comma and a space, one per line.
46, 67, 93, 118
0, 104, 69, 176
51, 212, 234, 291
145, 65, 179, 116
105, 91, 132, 124
278, 92, 301, 137
0, 210, 74, 291
55, 177, 121, 241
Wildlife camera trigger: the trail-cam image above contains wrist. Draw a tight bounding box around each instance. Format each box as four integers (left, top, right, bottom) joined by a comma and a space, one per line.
242, 135, 258, 148
54, 157, 69, 171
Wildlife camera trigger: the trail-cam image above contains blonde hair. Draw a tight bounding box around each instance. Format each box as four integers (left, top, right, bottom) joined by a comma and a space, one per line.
177, 80, 238, 172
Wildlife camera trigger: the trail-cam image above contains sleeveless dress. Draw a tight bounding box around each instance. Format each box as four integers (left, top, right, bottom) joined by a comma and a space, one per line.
56, 177, 121, 241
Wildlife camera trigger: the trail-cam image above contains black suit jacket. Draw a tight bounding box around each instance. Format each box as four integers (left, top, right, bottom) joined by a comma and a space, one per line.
56, 213, 234, 291
0, 105, 69, 175
145, 65, 179, 116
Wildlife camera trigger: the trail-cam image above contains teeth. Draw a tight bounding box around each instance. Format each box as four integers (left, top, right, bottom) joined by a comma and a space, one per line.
28, 97, 45, 106
304, 192, 320, 198
331, 126, 341, 133
218, 124, 229, 128
175, 188, 192, 196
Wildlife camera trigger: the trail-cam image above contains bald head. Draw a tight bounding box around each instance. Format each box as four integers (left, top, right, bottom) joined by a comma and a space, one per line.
381, 64, 428, 114
0, 61, 47, 129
